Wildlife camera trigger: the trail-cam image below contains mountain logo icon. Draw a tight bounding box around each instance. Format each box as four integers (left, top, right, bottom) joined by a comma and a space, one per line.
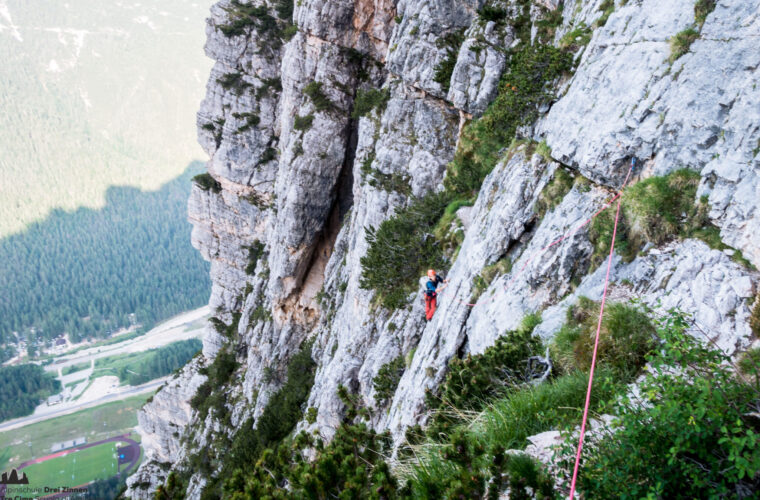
0, 469, 29, 484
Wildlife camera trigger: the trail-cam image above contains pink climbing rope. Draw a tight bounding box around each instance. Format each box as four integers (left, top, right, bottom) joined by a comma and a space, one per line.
568, 161, 634, 498
445, 166, 631, 308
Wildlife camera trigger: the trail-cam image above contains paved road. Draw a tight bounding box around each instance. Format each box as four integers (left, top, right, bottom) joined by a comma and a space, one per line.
0, 378, 166, 433
0, 433, 141, 499
44, 306, 209, 373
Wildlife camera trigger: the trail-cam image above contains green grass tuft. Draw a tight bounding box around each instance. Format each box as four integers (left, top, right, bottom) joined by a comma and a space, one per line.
694, 0, 716, 26
470, 257, 512, 303
559, 22, 592, 50
550, 297, 656, 379
432, 198, 474, 259
669, 27, 700, 63
535, 167, 574, 220
588, 169, 710, 266
594, 0, 615, 28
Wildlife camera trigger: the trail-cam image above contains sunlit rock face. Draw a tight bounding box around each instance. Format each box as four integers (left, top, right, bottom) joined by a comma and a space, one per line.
128, 0, 760, 496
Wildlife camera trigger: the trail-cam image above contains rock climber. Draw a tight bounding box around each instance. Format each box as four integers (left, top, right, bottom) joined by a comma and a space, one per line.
423, 269, 449, 321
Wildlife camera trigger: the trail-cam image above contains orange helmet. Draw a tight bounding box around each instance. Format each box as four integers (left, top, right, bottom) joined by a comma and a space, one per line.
427, 269, 436, 278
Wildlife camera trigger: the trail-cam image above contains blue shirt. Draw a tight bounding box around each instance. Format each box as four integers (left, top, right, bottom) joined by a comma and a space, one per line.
425, 275, 444, 297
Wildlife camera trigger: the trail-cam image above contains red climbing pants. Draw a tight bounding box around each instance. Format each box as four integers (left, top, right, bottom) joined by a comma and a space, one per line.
425, 295, 437, 321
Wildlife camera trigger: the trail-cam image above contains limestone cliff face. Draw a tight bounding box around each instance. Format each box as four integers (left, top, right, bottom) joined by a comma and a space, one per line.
127, 0, 760, 496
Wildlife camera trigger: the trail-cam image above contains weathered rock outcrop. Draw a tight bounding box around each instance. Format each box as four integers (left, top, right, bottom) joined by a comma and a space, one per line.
128, 0, 760, 496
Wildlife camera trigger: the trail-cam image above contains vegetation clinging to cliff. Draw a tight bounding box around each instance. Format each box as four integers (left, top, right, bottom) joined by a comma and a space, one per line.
189, 347, 239, 424
217, 0, 296, 46
192, 173, 222, 193
567, 313, 760, 498
360, 40, 574, 309
549, 297, 655, 379
587, 169, 725, 267
444, 43, 573, 196
373, 355, 405, 405
352, 87, 391, 119
433, 29, 465, 93
424, 314, 543, 439
360, 193, 450, 309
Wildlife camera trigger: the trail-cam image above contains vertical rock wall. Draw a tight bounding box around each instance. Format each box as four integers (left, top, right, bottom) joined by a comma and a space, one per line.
128, 0, 760, 496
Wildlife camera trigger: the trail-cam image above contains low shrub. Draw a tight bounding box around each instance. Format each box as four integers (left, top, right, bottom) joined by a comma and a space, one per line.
192, 173, 222, 193
256, 146, 277, 167
232, 112, 260, 133
197, 341, 316, 499
154, 472, 186, 500
534, 2, 564, 41
359, 192, 451, 309
750, 296, 760, 337
217, 72, 251, 94
227, 341, 315, 468
274, 0, 293, 21
360, 155, 412, 194
244, 240, 265, 275
373, 355, 405, 405
565, 313, 760, 498
256, 77, 282, 99
426, 314, 542, 438
410, 429, 556, 499
303, 81, 333, 112
549, 297, 655, 380
739, 346, 760, 383
433, 29, 465, 93
190, 349, 239, 421
222, 385, 398, 499
593, 0, 615, 28
293, 113, 314, 131
352, 87, 391, 119
477, 4, 507, 23
209, 312, 240, 340
444, 43, 573, 196
217, 0, 293, 44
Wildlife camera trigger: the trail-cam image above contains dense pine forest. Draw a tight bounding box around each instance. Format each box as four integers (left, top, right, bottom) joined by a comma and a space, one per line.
0, 164, 210, 350
0, 364, 61, 421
